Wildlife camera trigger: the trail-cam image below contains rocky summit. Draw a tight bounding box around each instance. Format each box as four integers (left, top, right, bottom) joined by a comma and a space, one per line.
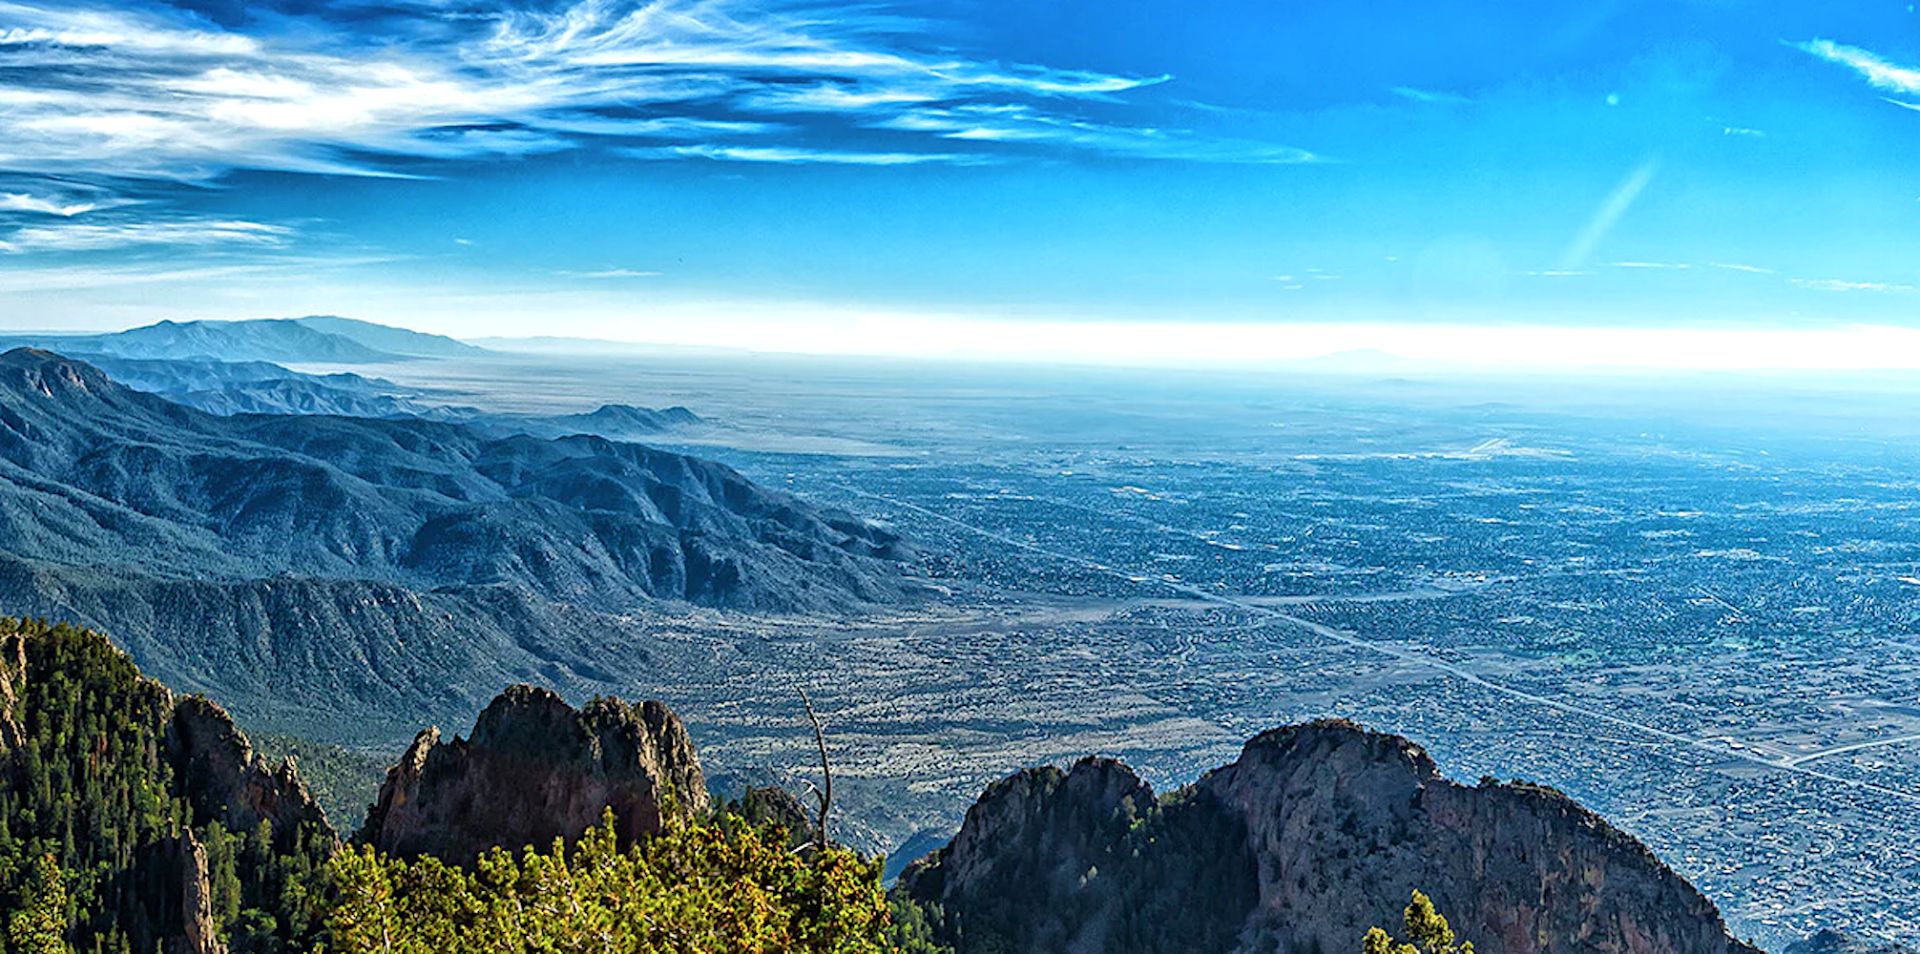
359, 684, 709, 863
898, 719, 1762, 954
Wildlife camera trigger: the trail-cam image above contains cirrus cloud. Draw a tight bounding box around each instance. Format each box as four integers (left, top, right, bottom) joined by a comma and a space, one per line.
0, 0, 1287, 185
0, 0, 1312, 253
0, 218, 294, 253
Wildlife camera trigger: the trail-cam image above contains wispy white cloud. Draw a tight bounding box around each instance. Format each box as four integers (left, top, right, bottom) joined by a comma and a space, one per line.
1391, 86, 1470, 106
1, 218, 293, 253
557, 267, 661, 278
1791, 277, 1916, 293
0, 0, 1270, 197
0, 191, 105, 216
625, 144, 979, 165
1709, 262, 1772, 274
0, 254, 395, 293
873, 103, 1317, 164
1794, 39, 1920, 95
1720, 125, 1765, 138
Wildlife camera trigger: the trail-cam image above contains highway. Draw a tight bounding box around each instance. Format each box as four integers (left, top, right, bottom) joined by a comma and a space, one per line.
846, 484, 1920, 807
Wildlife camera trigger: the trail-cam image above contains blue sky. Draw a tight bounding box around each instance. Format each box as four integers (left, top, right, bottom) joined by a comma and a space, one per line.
3, 0, 1920, 366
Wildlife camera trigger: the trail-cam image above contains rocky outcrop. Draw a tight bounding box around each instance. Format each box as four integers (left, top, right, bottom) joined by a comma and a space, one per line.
936, 758, 1154, 902
163, 830, 228, 954
166, 695, 332, 838
1207, 721, 1758, 954
899, 719, 1762, 954
726, 785, 817, 848
0, 627, 24, 750
359, 684, 709, 863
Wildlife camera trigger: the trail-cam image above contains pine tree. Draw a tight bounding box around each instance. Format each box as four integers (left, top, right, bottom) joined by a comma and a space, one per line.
1363, 891, 1475, 954
6, 853, 72, 954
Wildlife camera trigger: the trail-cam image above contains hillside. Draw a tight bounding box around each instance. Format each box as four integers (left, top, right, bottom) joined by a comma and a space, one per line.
0, 348, 911, 732
895, 720, 1764, 954
291, 315, 487, 358
0, 617, 336, 953
0, 316, 486, 365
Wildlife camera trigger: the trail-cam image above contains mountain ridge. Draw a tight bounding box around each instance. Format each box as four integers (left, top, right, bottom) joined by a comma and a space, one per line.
0, 347, 911, 736
898, 718, 1764, 954
0, 316, 487, 364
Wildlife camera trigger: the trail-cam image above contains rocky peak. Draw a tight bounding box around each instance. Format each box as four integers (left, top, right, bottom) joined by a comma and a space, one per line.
936, 757, 1153, 901
901, 718, 1762, 954
1202, 719, 1759, 954
358, 684, 709, 863
166, 695, 332, 840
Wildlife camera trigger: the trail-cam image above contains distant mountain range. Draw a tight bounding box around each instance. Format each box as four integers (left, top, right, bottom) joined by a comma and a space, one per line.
0, 348, 911, 734
72, 350, 704, 441
0, 315, 486, 364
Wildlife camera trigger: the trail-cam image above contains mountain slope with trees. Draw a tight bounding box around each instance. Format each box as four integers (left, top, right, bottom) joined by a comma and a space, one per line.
0, 348, 910, 734
0, 617, 335, 953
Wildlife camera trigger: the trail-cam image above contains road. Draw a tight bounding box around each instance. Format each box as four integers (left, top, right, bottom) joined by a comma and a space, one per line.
845, 485, 1920, 806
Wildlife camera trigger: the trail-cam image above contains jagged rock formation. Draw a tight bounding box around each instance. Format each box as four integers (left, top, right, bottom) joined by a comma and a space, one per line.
165, 830, 228, 954
360, 684, 709, 863
168, 695, 334, 835
898, 719, 1762, 954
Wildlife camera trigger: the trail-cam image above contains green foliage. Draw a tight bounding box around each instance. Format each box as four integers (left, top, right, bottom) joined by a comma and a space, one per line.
1363, 891, 1476, 954
0, 617, 331, 954
1, 616, 905, 954
884, 894, 950, 954
5, 854, 71, 954
326, 808, 893, 954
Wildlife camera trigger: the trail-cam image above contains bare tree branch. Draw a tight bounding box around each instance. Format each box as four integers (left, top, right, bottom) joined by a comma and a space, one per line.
798, 686, 832, 853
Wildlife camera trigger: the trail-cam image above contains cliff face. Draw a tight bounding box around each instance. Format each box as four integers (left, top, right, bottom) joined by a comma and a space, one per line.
900, 719, 1761, 954
167, 696, 332, 838
159, 830, 227, 954
1204, 721, 1758, 954
359, 684, 709, 863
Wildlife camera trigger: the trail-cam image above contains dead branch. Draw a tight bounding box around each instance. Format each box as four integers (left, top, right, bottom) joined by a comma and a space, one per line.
798, 686, 832, 852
